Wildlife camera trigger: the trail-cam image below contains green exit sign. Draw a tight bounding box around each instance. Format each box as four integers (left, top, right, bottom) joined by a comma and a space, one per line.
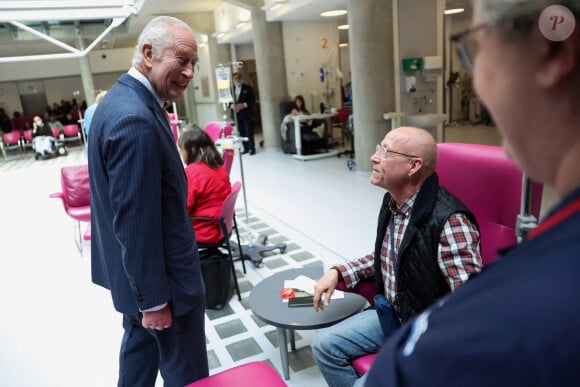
402, 58, 423, 72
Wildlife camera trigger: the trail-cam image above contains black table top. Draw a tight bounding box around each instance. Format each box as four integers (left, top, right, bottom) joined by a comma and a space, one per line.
249, 267, 368, 330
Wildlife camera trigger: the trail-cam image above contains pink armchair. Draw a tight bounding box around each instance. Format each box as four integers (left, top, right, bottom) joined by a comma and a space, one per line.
62, 124, 82, 145
1, 130, 23, 159
50, 164, 91, 255
338, 142, 543, 376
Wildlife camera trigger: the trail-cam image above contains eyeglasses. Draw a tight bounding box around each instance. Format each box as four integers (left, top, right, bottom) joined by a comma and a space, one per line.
450, 24, 489, 71
375, 144, 418, 159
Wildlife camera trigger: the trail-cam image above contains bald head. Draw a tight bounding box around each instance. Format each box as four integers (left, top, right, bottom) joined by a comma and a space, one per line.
389, 126, 437, 176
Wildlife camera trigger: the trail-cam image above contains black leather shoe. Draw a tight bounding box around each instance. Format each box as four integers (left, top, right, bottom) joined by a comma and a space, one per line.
249, 150, 256, 155
242, 150, 249, 155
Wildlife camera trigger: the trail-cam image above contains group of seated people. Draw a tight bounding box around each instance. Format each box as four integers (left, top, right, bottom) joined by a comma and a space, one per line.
183, 123, 481, 385
44, 99, 86, 126
84, 3, 580, 384
3, 99, 85, 135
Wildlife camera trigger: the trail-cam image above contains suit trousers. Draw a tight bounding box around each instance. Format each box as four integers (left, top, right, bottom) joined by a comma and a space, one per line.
118, 303, 208, 387
237, 118, 255, 152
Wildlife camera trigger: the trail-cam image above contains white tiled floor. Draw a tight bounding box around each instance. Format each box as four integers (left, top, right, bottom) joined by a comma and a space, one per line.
0, 123, 558, 386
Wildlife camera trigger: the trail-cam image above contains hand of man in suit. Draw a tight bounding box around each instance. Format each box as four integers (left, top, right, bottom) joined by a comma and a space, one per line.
142, 304, 173, 330
235, 102, 245, 112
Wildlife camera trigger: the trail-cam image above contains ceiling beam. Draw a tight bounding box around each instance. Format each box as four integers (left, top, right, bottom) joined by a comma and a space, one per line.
0, 17, 126, 63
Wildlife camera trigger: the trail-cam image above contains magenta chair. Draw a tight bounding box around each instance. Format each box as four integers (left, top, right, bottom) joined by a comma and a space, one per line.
205, 121, 233, 142
1, 131, 23, 160
50, 126, 61, 138
22, 129, 34, 150
191, 181, 246, 302
205, 121, 235, 174
185, 361, 287, 387
62, 124, 82, 145
338, 142, 544, 376
50, 164, 91, 255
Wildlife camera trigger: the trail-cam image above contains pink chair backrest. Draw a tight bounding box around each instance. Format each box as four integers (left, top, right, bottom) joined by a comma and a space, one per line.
62, 124, 79, 136
61, 164, 90, 208
205, 121, 233, 142
3, 131, 21, 144
51, 126, 60, 138
220, 181, 242, 237
435, 143, 543, 264
333, 107, 350, 124
23, 129, 33, 142
185, 361, 287, 387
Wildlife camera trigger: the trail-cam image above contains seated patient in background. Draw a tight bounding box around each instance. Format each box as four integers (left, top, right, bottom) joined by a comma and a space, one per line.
178, 126, 232, 243
291, 94, 313, 129
312, 126, 482, 387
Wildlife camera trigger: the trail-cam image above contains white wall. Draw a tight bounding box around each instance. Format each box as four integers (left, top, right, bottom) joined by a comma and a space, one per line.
282, 20, 343, 113
397, 0, 442, 116
0, 83, 21, 116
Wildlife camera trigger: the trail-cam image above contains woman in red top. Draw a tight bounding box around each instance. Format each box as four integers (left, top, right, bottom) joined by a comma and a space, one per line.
178, 126, 231, 243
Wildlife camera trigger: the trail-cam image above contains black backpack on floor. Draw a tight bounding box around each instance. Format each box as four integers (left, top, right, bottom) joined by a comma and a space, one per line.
199, 248, 235, 310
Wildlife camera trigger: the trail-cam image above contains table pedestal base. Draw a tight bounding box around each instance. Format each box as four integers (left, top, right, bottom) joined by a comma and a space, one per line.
293, 149, 339, 161
276, 327, 297, 380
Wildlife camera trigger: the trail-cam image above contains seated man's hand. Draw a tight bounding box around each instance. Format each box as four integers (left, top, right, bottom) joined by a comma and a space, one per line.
313, 269, 339, 312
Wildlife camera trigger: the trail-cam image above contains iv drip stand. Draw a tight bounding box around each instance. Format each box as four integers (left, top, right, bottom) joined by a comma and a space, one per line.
216, 61, 286, 267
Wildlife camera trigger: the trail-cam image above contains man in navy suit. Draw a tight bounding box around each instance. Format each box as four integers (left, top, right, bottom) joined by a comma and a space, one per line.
231, 71, 256, 155
88, 16, 208, 387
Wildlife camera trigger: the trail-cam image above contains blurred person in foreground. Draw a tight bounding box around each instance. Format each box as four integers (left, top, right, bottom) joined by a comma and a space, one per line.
364, 1, 580, 385
88, 16, 208, 387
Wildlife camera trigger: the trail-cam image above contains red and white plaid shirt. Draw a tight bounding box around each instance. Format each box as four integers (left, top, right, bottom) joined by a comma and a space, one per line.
335, 192, 482, 305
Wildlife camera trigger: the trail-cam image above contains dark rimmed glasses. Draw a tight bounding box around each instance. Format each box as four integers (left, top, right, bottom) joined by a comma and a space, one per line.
375, 144, 418, 159
450, 24, 489, 71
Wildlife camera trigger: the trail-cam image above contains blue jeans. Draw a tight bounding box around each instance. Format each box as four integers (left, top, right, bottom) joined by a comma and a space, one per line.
312, 309, 384, 387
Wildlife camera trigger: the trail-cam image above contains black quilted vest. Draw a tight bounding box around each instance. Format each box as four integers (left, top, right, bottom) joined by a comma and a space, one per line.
373, 173, 478, 324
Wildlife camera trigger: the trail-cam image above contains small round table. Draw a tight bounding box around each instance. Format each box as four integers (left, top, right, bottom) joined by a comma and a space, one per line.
249, 267, 368, 380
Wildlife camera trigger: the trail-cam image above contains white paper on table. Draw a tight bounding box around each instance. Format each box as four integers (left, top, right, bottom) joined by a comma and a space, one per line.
283, 275, 344, 302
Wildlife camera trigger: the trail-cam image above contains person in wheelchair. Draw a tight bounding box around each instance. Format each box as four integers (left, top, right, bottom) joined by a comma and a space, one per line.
31, 115, 67, 160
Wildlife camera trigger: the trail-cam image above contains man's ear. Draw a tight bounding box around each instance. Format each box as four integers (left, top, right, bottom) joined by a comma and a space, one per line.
536, 31, 579, 88
142, 43, 154, 68
409, 157, 423, 176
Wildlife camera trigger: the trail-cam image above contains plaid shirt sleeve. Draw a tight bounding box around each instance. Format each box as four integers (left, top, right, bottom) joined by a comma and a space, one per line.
333, 253, 375, 289
438, 212, 482, 290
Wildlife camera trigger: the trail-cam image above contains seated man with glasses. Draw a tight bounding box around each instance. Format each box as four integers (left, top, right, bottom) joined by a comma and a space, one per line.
311, 126, 482, 387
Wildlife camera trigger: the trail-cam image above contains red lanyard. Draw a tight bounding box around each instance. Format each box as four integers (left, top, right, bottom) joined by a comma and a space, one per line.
525, 197, 580, 240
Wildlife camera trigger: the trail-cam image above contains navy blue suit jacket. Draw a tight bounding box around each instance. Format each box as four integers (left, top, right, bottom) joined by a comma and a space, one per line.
88, 73, 205, 317
231, 83, 255, 121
